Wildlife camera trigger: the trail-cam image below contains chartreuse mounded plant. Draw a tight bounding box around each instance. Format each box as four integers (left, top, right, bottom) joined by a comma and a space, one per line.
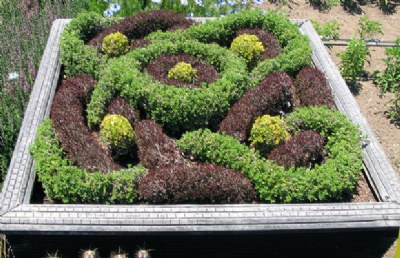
87, 39, 248, 135
100, 114, 135, 151
102, 32, 130, 57
249, 115, 290, 154
230, 34, 265, 63
30, 119, 146, 204
177, 106, 362, 203
148, 10, 311, 84
167, 61, 198, 82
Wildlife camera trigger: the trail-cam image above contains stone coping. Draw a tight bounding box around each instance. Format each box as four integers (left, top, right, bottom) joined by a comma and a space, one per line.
1, 18, 400, 235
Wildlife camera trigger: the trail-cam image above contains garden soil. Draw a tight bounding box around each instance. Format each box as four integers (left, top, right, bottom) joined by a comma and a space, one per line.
261, 1, 400, 256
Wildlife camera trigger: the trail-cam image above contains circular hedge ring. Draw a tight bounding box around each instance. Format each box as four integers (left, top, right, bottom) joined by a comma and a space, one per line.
148, 10, 312, 86
87, 39, 248, 135
177, 106, 363, 203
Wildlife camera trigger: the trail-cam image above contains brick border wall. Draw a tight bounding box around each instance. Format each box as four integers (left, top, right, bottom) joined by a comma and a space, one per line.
1, 18, 400, 235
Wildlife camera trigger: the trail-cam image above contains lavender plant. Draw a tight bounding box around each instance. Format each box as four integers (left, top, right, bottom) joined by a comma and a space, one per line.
0, 0, 90, 186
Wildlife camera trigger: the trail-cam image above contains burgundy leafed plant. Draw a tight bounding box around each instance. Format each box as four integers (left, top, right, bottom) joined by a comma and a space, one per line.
268, 130, 325, 169
135, 119, 186, 169
87, 10, 194, 49
294, 67, 336, 109
107, 96, 140, 126
50, 75, 120, 172
138, 162, 256, 204
218, 71, 294, 142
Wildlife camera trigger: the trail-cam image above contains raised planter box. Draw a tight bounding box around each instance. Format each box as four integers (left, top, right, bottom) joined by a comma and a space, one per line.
1, 18, 400, 235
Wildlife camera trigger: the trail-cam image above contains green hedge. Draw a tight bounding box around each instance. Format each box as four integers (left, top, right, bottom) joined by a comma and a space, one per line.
177, 106, 363, 203
87, 39, 248, 135
30, 118, 146, 204
148, 10, 312, 85
60, 12, 112, 79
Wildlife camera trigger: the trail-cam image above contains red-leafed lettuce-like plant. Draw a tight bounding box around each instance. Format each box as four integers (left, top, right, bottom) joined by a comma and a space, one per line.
138, 162, 256, 204
218, 71, 294, 142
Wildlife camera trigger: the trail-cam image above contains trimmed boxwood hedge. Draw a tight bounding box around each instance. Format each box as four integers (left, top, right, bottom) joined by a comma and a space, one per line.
147, 10, 312, 85
177, 106, 363, 203
30, 119, 146, 204
87, 39, 248, 135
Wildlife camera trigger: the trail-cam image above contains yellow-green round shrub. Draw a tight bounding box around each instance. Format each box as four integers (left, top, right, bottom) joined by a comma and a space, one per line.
230, 34, 265, 62
249, 115, 290, 154
100, 114, 135, 150
167, 61, 198, 83
102, 32, 129, 57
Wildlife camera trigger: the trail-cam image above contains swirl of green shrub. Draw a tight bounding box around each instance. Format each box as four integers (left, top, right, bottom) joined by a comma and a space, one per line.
177, 106, 362, 203
30, 119, 147, 204
138, 162, 256, 204
87, 39, 248, 135
60, 12, 111, 79
102, 32, 130, 58
100, 114, 135, 152
167, 61, 198, 83
230, 34, 265, 63
60, 10, 194, 79
148, 10, 311, 84
249, 115, 290, 155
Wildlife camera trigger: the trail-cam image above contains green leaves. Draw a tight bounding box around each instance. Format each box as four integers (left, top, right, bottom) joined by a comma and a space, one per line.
337, 38, 370, 85
178, 106, 362, 203
30, 119, 147, 204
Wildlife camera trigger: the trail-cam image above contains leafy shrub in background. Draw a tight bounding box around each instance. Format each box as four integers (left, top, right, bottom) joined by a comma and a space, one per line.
337, 38, 370, 85
249, 115, 290, 155
138, 162, 256, 204
99, 114, 136, 152
311, 20, 341, 39
268, 130, 325, 169
178, 106, 362, 203
357, 16, 383, 39
294, 67, 336, 108
30, 119, 147, 204
50, 75, 120, 172
308, 0, 340, 11
374, 38, 400, 93
167, 61, 198, 83
102, 32, 130, 57
134, 120, 186, 169
218, 71, 293, 142
230, 34, 265, 64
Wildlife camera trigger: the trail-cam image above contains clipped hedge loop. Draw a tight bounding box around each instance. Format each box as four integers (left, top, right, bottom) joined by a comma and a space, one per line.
177, 106, 362, 203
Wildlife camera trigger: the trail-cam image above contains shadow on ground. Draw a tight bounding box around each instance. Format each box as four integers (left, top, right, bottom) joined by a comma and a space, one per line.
6, 230, 397, 258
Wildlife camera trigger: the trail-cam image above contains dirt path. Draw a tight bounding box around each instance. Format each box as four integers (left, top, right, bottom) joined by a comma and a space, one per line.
261, 1, 400, 256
